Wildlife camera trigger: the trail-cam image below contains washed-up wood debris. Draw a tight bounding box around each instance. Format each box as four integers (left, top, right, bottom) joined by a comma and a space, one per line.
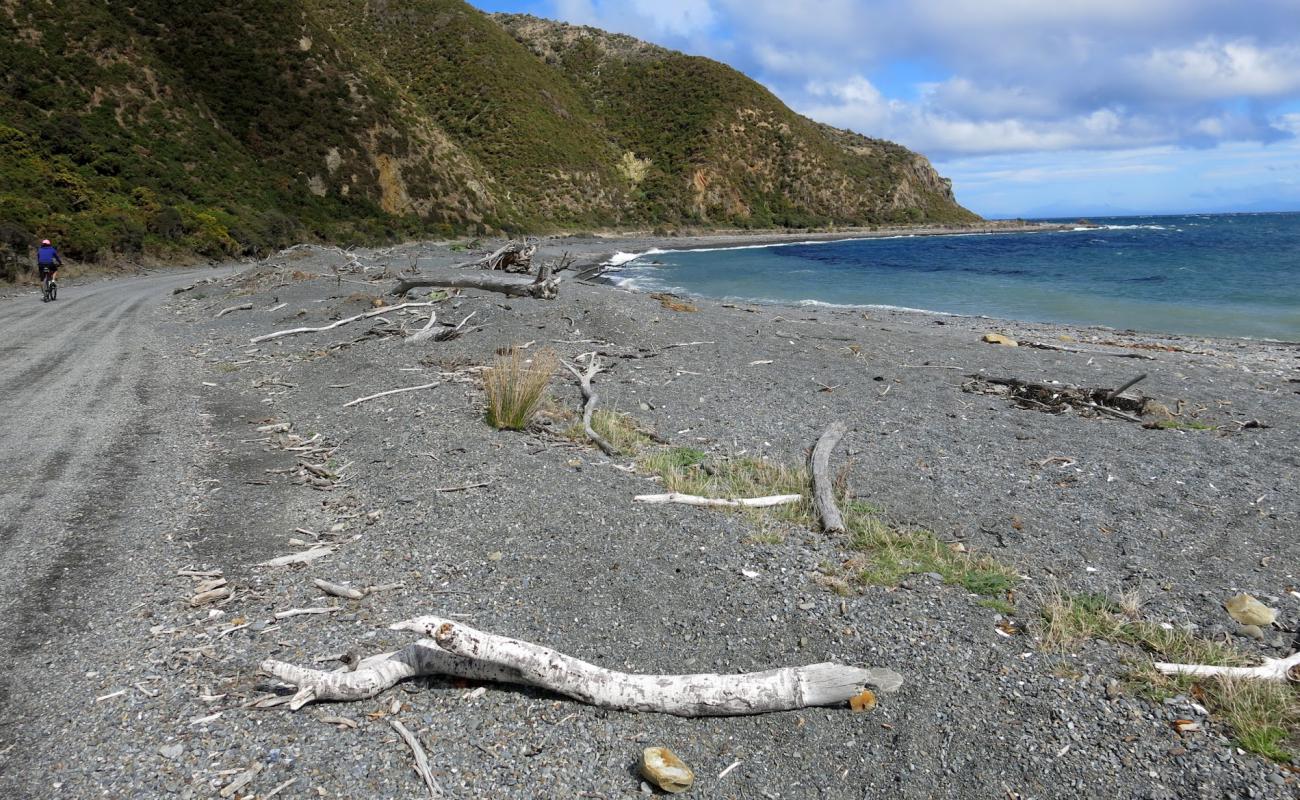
962, 373, 1153, 422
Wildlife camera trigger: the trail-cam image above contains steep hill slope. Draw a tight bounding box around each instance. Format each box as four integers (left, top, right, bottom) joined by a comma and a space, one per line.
495, 13, 976, 228
0, 0, 975, 266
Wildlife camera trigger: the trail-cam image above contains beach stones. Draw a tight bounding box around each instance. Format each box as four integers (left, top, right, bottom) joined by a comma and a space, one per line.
982, 333, 1019, 346
1225, 593, 1276, 627
640, 747, 694, 793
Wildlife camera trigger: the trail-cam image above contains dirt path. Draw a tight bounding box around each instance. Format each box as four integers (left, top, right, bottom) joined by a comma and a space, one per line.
0, 271, 211, 791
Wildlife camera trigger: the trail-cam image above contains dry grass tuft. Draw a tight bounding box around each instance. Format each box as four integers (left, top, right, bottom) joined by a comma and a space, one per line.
484, 347, 558, 430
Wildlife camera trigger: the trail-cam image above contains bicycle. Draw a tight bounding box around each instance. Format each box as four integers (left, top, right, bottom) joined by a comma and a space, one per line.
41, 273, 57, 302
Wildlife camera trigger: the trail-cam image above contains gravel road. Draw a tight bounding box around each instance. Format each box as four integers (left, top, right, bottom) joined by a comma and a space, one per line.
0, 269, 213, 796
0, 243, 1295, 799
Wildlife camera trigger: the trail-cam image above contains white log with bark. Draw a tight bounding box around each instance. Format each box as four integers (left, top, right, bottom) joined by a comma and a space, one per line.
1154, 650, 1300, 683
809, 422, 847, 534
262, 617, 901, 716
634, 492, 803, 508
392, 268, 561, 300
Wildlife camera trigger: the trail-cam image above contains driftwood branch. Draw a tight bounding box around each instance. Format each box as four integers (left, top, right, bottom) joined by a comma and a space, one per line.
390, 719, 443, 798
342, 381, 440, 409
215, 303, 253, 319
562, 356, 617, 456
262, 617, 901, 716
251, 303, 435, 344
1154, 651, 1300, 683
1022, 341, 1156, 360
391, 269, 561, 300
634, 492, 803, 508
1107, 373, 1148, 401
810, 422, 847, 534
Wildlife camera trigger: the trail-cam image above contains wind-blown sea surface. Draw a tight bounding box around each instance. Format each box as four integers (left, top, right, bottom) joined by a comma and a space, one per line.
607, 213, 1300, 340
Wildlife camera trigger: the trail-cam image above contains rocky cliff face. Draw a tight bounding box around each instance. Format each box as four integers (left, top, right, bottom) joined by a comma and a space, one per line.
0, 0, 975, 262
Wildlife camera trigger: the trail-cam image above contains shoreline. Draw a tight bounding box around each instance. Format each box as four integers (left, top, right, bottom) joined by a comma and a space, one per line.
536, 226, 1300, 346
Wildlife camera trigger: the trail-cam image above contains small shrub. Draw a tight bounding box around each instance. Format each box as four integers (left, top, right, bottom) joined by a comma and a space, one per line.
484, 347, 558, 430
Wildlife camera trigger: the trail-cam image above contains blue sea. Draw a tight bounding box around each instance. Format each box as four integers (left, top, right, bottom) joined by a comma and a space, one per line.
607, 213, 1300, 340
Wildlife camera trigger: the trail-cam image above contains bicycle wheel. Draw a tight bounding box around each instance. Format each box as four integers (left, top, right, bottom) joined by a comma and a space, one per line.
49, 281, 56, 301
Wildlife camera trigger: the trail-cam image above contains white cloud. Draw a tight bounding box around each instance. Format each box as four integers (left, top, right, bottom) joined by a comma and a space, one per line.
1130, 39, 1300, 100
540, 0, 1300, 160
554, 0, 715, 37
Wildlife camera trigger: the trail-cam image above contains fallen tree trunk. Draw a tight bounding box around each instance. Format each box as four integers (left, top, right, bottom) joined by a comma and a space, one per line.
809, 422, 847, 534
262, 617, 901, 716
563, 355, 617, 456
391, 268, 561, 300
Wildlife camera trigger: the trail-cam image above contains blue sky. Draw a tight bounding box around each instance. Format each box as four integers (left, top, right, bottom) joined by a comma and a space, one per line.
473, 1, 1300, 218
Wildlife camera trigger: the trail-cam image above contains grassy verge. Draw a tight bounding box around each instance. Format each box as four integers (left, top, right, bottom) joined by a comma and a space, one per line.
1040, 590, 1298, 762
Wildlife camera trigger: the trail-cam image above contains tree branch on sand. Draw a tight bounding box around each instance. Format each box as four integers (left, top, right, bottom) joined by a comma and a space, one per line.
262, 617, 902, 717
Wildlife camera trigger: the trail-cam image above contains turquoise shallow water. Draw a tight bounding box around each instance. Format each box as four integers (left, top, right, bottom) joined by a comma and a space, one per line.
609, 213, 1300, 340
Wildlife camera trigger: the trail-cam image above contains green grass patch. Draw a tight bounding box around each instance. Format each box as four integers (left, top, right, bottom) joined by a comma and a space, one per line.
634, 447, 1017, 596
1039, 591, 1298, 762
563, 408, 656, 455
1153, 419, 1217, 431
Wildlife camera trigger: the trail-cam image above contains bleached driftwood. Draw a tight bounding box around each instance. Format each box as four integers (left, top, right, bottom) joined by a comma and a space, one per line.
263, 640, 525, 710
261, 617, 902, 716
634, 492, 803, 508
216, 303, 253, 319
342, 381, 440, 409
480, 240, 537, 273
313, 579, 366, 600
390, 719, 443, 798
562, 355, 617, 456
391, 267, 561, 300
809, 422, 847, 534
1154, 650, 1300, 683
251, 303, 435, 344
406, 312, 439, 344
255, 546, 336, 568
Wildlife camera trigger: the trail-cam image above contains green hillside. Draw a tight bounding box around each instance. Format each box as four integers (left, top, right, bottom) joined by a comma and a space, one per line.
0, 0, 975, 269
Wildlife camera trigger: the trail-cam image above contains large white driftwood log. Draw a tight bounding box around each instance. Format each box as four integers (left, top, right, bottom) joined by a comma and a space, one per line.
809, 421, 847, 534
392, 268, 561, 300
1154, 650, 1300, 683
563, 355, 617, 456
634, 492, 803, 508
262, 617, 902, 716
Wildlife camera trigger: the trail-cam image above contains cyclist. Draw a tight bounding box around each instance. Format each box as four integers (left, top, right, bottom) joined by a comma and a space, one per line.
36, 238, 61, 301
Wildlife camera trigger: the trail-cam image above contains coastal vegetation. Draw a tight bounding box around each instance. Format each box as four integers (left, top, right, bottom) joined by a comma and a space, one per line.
1040, 590, 1299, 762
0, 0, 974, 268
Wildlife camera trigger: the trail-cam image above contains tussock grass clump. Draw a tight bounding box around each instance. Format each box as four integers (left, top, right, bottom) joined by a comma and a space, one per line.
484, 347, 558, 430
1038, 590, 1298, 761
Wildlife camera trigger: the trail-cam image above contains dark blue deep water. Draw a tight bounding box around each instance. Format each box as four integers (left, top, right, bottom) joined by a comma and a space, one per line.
609, 213, 1300, 339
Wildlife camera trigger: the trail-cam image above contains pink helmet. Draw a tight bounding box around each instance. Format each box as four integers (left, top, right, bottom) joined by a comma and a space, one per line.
41, 239, 51, 245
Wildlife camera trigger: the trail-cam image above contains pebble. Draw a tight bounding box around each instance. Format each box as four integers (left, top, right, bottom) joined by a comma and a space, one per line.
158, 744, 183, 760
